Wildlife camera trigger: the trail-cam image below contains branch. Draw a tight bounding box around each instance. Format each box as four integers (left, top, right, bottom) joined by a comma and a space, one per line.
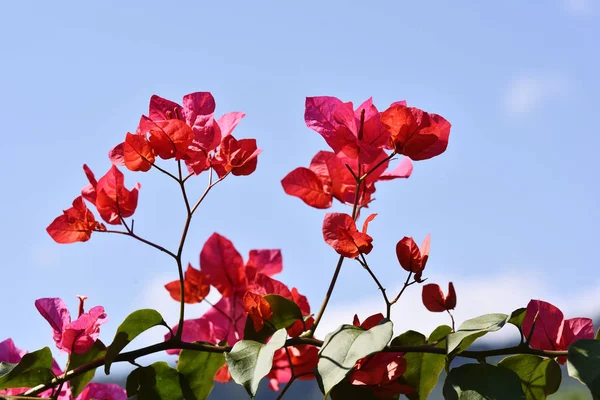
23, 336, 569, 397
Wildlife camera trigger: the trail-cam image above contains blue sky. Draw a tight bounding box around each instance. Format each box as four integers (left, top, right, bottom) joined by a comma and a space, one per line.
0, 0, 598, 366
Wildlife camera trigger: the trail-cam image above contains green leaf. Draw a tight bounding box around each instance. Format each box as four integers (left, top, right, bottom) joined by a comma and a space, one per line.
177, 349, 225, 400
243, 294, 303, 343
443, 363, 526, 399
567, 339, 600, 399
317, 320, 394, 396
447, 313, 508, 355
391, 325, 451, 400
0, 347, 54, 390
69, 340, 107, 397
330, 379, 399, 399
105, 309, 168, 374
508, 308, 527, 331
126, 361, 184, 400
596, 328, 600, 341
225, 328, 287, 398
499, 354, 561, 400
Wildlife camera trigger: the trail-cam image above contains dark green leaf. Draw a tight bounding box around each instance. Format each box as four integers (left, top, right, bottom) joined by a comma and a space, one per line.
567, 339, 600, 399
499, 354, 561, 400
0, 347, 54, 390
330, 379, 399, 399
105, 309, 167, 374
443, 363, 526, 399
391, 325, 451, 400
69, 340, 106, 397
596, 328, 600, 341
243, 294, 303, 343
318, 320, 394, 396
225, 328, 287, 398
126, 361, 184, 400
447, 313, 508, 355
508, 308, 527, 331
177, 349, 225, 400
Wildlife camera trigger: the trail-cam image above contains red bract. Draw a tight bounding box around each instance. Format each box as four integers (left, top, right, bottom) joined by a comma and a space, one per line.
212, 136, 262, 177
522, 299, 594, 363
164, 264, 210, 304
267, 345, 319, 391
200, 233, 247, 297
305, 96, 399, 164
281, 150, 412, 209
422, 282, 456, 312
322, 213, 374, 258
396, 234, 430, 281
35, 297, 107, 354
353, 313, 385, 330
348, 352, 414, 398
123, 132, 154, 172
166, 236, 311, 354
81, 165, 140, 225
109, 92, 256, 178
47, 196, 105, 244
380, 104, 451, 161
242, 292, 273, 332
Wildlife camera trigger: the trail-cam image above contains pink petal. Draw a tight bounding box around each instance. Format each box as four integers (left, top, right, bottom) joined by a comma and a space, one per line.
0, 339, 25, 364
34, 298, 71, 350
522, 300, 564, 351
217, 112, 246, 137
378, 158, 414, 181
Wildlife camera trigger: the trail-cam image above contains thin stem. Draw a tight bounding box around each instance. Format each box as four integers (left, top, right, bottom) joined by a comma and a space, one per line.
174, 169, 230, 338
98, 229, 177, 259
275, 372, 313, 400
358, 254, 391, 318
307, 255, 345, 337
150, 162, 179, 182
390, 272, 414, 306
359, 152, 396, 181
447, 310, 456, 332
23, 337, 570, 397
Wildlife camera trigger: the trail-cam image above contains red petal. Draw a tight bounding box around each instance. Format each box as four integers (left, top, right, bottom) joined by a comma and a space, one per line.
123, 132, 155, 172
522, 300, 563, 350
200, 233, 247, 297
281, 167, 332, 209
422, 284, 447, 312
396, 237, 423, 274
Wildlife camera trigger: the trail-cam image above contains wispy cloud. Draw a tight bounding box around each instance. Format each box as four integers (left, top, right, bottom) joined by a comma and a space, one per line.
504, 74, 571, 116
135, 270, 599, 348
563, 0, 596, 15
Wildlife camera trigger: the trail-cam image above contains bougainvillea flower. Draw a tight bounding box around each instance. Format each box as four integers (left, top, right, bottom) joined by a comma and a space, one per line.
396, 234, 430, 282
348, 352, 414, 397
242, 292, 273, 332
81, 165, 140, 225
35, 297, 106, 354
353, 313, 385, 330
47, 196, 106, 244
267, 345, 319, 391
164, 264, 210, 304
282, 150, 412, 209
322, 213, 373, 258
422, 282, 456, 312
76, 383, 127, 400
166, 235, 311, 358
380, 104, 451, 161
522, 299, 594, 363
305, 96, 402, 164
0, 338, 25, 364
109, 92, 253, 178
212, 136, 262, 177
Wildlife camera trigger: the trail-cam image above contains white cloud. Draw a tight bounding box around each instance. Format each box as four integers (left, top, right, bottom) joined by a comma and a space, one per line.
504, 75, 571, 116
134, 270, 599, 350
563, 0, 596, 15
315, 270, 599, 346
